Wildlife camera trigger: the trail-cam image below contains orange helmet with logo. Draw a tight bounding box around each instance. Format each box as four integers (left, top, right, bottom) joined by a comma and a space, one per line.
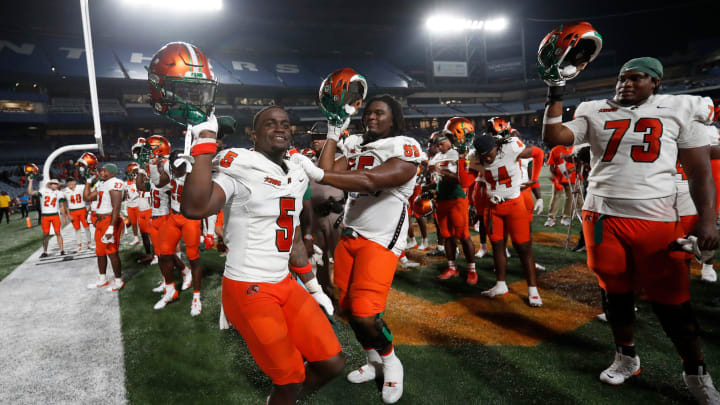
537, 22, 602, 84
131, 137, 146, 160
76, 152, 99, 170
487, 117, 511, 137
148, 42, 218, 126
301, 148, 316, 159
413, 196, 434, 217
126, 163, 139, 179
319, 67, 368, 125
444, 117, 475, 149
24, 163, 38, 177
146, 135, 171, 157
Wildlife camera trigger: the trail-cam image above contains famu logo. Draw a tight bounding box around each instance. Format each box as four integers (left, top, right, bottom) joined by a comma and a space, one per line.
598, 108, 617, 112
264, 176, 281, 187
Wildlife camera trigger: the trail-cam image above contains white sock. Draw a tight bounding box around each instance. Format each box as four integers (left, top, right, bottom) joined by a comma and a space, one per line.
193, 291, 201, 299
438, 245, 445, 252
381, 347, 398, 364
165, 282, 175, 294
366, 348, 381, 364
496, 281, 507, 289
468, 263, 476, 272
84, 227, 91, 243
75, 229, 81, 245
702, 263, 714, 271
481, 243, 487, 250
528, 286, 539, 296
448, 260, 456, 270
422, 238, 428, 246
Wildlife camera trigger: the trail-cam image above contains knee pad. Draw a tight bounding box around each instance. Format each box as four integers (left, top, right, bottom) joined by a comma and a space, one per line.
602, 290, 635, 327
651, 301, 700, 342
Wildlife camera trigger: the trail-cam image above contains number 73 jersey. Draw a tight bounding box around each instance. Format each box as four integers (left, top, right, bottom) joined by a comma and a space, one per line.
564, 94, 715, 199
212, 148, 309, 283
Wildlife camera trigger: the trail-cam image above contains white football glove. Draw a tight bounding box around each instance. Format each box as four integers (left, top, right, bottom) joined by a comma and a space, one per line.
177, 114, 219, 173
290, 153, 325, 182
489, 194, 505, 204
676, 235, 716, 263
101, 225, 115, 244
218, 304, 231, 330
312, 244, 324, 267
557, 162, 569, 178
327, 116, 351, 142
533, 198, 544, 215
304, 277, 334, 317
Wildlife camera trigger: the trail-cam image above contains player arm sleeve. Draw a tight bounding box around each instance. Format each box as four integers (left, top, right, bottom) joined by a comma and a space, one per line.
678, 97, 716, 149
457, 159, 478, 188
212, 171, 251, 205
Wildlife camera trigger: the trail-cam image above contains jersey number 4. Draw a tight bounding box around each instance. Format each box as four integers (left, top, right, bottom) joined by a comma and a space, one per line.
276, 197, 295, 252
602, 118, 663, 163
484, 167, 512, 190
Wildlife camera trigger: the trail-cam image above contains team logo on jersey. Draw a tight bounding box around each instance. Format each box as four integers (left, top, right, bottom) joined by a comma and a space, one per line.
598, 108, 617, 112
264, 176, 282, 187
246, 285, 260, 296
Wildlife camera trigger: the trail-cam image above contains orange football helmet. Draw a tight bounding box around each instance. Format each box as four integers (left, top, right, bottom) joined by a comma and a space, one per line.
146, 135, 171, 157
131, 137, 146, 160
413, 196, 434, 217
126, 163, 139, 179
444, 117, 475, 149
487, 117, 511, 137
24, 163, 38, 177
76, 152, 99, 170
319, 67, 368, 125
538, 22, 602, 84
148, 42, 218, 125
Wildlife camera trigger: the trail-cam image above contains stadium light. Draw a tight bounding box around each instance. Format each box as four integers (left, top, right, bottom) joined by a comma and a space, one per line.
121, 0, 222, 12
425, 15, 508, 34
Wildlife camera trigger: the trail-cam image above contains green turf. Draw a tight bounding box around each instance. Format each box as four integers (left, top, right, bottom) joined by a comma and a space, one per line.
0, 212, 45, 281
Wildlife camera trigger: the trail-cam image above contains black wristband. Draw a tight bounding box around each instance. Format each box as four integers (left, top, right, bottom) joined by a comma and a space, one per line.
546, 86, 565, 104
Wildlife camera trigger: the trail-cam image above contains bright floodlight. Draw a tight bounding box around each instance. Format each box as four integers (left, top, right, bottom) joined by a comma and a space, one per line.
425, 14, 507, 34
122, 0, 222, 12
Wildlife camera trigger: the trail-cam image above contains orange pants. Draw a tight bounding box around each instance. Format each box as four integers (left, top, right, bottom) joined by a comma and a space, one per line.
436, 197, 470, 239
155, 212, 202, 260
41, 214, 61, 234
486, 196, 530, 244
680, 215, 699, 236
334, 235, 399, 317
522, 188, 534, 222
94, 215, 123, 256
712, 160, 720, 214
138, 209, 152, 234
69, 208, 89, 230
222, 274, 341, 385
150, 215, 168, 249
127, 206, 139, 226
582, 211, 690, 305
408, 185, 421, 217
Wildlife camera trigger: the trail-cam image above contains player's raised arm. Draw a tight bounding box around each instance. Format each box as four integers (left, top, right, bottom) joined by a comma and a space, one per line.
180, 120, 226, 220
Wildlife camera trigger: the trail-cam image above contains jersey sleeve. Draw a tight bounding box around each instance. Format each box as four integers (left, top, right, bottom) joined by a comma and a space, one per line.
388, 137, 424, 164
562, 101, 591, 145
678, 96, 715, 149
212, 149, 252, 205
507, 137, 525, 161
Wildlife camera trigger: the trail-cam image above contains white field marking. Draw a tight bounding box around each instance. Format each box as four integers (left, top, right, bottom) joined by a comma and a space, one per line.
0, 224, 127, 404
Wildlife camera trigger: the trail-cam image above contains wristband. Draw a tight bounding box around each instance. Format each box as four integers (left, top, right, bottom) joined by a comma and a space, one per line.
290, 260, 312, 274
303, 277, 322, 294
191, 139, 217, 157
545, 85, 565, 104
304, 234, 314, 241
544, 115, 563, 125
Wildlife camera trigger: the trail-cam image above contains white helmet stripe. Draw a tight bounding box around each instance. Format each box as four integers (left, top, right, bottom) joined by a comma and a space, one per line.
183, 42, 200, 74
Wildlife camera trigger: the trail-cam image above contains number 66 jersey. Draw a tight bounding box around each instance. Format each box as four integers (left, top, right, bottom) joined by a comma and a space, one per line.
341, 135, 423, 255
212, 148, 308, 283
563, 94, 715, 220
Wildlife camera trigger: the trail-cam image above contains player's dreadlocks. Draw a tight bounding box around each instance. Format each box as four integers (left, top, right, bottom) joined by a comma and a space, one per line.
362, 94, 406, 137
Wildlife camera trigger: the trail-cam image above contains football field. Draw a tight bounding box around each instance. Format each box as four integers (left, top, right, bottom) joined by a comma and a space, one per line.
2, 181, 720, 404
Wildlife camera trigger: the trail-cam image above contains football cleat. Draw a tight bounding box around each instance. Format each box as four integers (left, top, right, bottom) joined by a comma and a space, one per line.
701, 265, 717, 283
107, 278, 124, 292
400, 257, 420, 269
154, 288, 179, 310
87, 275, 109, 290
683, 370, 720, 405
528, 293, 543, 307
438, 268, 459, 280
467, 271, 478, 286
181, 267, 192, 290
39, 252, 48, 258
599, 352, 641, 385
535, 263, 546, 271
481, 282, 509, 298
152, 280, 165, 293
506, 248, 511, 258
560, 218, 571, 226
544, 218, 556, 227
475, 246, 488, 258
150, 255, 158, 265
347, 363, 380, 384
381, 354, 404, 404
407, 239, 418, 249
190, 296, 202, 317
417, 241, 428, 251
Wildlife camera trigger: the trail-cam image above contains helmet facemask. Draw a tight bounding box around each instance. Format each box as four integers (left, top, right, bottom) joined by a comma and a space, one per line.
319, 69, 368, 126
148, 71, 217, 126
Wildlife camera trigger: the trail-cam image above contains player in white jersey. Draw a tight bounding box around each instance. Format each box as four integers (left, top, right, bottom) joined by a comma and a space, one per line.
297, 95, 422, 404
182, 107, 343, 404
61, 177, 91, 252
124, 165, 141, 246
83, 164, 125, 292
27, 177, 66, 257
543, 56, 720, 401
462, 135, 542, 306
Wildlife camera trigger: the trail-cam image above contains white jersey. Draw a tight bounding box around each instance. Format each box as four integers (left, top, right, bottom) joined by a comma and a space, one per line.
126, 181, 139, 208
169, 174, 185, 213
519, 158, 531, 184
429, 148, 459, 184
480, 137, 526, 201
563, 94, 714, 220
212, 148, 308, 283
341, 135, 423, 255
675, 121, 720, 217
150, 182, 171, 217
138, 190, 151, 211
95, 177, 125, 215
39, 187, 63, 215
63, 184, 86, 211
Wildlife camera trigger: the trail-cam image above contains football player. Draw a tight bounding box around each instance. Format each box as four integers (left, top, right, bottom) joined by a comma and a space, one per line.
545, 144, 580, 227
462, 135, 543, 306
428, 129, 477, 285
27, 177, 66, 257
298, 94, 424, 404
124, 164, 141, 246
61, 177, 91, 253
84, 164, 125, 292
543, 53, 720, 401
181, 107, 344, 405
